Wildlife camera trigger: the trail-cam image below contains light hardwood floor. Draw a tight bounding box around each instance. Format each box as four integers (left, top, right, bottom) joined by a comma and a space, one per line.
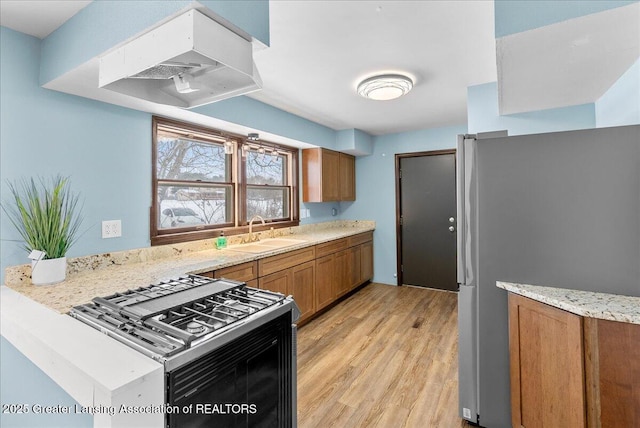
297, 282, 472, 428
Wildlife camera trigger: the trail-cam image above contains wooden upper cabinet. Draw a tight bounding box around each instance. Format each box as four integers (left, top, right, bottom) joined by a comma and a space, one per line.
302, 148, 355, 202
339, 153, 355, 201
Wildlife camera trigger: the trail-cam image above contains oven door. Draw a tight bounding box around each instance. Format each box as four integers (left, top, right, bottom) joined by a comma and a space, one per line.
166, 311, 295, 428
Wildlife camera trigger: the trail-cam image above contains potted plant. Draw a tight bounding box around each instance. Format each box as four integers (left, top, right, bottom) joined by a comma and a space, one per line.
2, 176, 83, 285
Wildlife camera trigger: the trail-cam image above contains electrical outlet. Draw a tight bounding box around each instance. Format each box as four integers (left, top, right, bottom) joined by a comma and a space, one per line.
102, 220, 122, 239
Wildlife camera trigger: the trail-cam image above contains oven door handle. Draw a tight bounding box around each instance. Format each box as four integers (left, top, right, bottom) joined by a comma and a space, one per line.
182, 387, 199, 399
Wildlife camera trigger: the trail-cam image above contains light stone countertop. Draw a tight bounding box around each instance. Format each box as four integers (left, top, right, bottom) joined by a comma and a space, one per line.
3, 221, 375, 314
497, 281, 640, 325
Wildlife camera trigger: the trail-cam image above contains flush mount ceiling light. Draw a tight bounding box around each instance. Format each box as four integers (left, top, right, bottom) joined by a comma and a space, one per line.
357, 74, 414, 101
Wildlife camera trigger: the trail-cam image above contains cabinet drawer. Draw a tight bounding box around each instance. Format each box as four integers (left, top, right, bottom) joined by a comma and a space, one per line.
315, 238, 348, 258
348, 232, 373, 247
213, 261, 258, 282
258, 247, 316, 277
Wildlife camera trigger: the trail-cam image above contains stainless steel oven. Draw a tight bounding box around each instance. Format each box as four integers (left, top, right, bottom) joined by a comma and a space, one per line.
69, 275, 299, 427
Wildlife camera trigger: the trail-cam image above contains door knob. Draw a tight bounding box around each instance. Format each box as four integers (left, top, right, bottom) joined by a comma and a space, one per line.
449, 226, 455, 232
449, 217, 455, 223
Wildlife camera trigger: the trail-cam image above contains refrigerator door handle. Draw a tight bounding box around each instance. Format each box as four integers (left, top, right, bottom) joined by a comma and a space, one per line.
456, 135, 466, 285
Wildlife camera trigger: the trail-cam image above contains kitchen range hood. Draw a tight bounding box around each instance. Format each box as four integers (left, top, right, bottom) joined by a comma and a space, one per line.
98, 10, 262, 108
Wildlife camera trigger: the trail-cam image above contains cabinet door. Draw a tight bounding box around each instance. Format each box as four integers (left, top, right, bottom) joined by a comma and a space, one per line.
334, 249, 350, 298
258, 269, 291, 296
508, 293, 586, 428
349, 245, 361, 290
315, 255, 335, 311
584, 318, 640, 428
339, 153, 355, 201
213, 261, 258, 283
360, 241, 374, 283
291, 261, 316, 322
258, 247, 316, 277
322, 149, 340, 201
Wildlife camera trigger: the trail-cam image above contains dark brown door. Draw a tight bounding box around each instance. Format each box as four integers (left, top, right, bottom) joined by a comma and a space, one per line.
396, 151, 457, 291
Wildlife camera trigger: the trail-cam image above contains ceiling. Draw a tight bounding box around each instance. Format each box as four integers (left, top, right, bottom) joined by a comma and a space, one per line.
249, 1, 497, 135
0, 1, 637, 138
0, 0, 91, 39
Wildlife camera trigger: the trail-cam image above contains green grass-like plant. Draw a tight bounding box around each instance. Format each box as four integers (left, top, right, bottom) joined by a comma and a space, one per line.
2, 176, 83, 260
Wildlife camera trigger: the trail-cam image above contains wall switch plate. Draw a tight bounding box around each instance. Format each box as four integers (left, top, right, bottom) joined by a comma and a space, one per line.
102, 220, 122, 238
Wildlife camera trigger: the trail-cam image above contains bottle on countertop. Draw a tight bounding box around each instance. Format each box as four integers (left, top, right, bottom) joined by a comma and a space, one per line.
216, 231, 227, 249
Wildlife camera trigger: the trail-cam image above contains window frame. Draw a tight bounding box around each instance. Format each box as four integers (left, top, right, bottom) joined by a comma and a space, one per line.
240, 141, 294, 224
151, 116, 299, 246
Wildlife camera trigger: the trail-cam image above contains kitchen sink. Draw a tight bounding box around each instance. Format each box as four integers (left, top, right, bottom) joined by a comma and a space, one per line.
226, 238, 307, 254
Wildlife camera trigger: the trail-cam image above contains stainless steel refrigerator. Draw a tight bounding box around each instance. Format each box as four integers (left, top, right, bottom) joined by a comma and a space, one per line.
456, 125, 640, 427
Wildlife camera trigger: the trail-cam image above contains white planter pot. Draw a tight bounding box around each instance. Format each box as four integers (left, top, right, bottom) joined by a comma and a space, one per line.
31, 257, 67, 285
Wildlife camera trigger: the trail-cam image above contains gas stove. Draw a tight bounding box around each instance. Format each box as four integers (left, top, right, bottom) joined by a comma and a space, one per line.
70, 274, 299, 427
69, 275, 297, 365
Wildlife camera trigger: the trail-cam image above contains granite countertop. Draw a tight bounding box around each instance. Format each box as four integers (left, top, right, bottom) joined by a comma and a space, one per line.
3, 221, 375, 314
497, 281, 640, 325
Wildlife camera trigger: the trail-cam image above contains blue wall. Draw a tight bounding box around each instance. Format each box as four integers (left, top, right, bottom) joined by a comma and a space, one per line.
341, 125, 467, 285
194, 96, 337, 149
596, 58, 640, 127
467, 82, 596, 135
1, 27, 152, 281
0, 336, 92, 428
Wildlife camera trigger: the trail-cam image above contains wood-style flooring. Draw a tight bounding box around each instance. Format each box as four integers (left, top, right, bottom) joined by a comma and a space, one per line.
297, 283, 472, 428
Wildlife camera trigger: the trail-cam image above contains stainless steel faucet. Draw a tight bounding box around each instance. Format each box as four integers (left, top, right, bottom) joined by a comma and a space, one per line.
248, 215, 265, 242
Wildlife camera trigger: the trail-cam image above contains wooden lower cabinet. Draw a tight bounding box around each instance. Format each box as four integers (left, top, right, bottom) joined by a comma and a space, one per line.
508, 293, 640, 428
334, 249, 350, 298
508, 293, 586, 428
360, 240, 373, 283
584, 317, 640, 428
258, 269, 290, 295
291, 261, 316, 322
349, 245, 362, 289
213, 261, 258, 283
209, 232, 374, 324
315, 255, 336, 311
258, 261, 315, 323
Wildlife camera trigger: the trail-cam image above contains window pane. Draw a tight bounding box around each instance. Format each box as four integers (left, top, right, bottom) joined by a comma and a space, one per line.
158, 184, 232, 229
246, 151, 285, 185
157, 136, 229, 182
246, 186, 289, 220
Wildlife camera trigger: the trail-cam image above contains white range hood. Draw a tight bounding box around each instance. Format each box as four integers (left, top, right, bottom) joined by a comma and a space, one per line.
98, 10, 262, 109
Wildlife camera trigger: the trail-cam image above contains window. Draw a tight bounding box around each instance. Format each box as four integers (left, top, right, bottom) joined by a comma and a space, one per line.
245, 148, 290, 221
152, 117, 298, 245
